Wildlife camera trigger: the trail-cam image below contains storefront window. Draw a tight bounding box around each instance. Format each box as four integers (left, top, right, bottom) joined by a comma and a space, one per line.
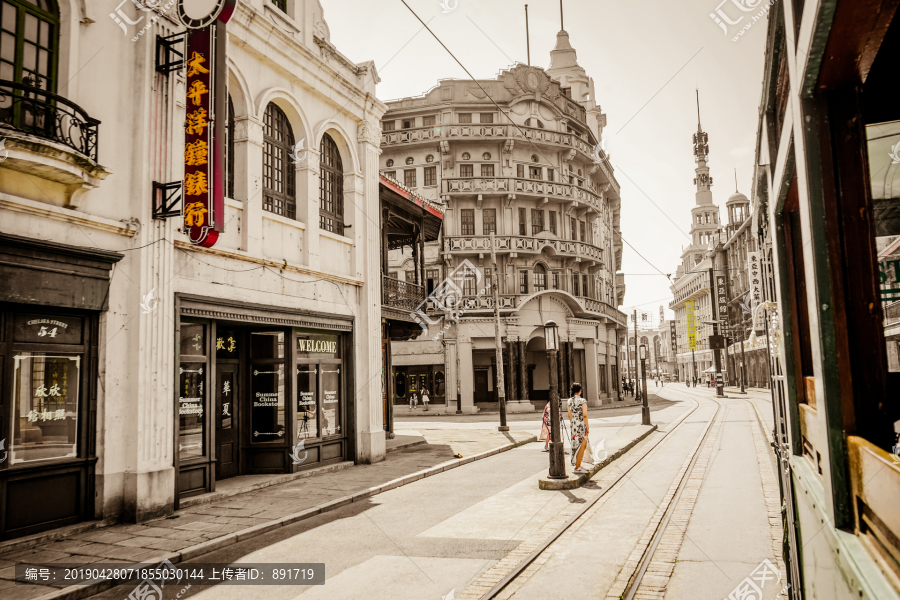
179, 324, 206, 459
434, 371, 445, 397
297, 364, 318, 439
865, 121, 900, 372
251, 332, 285, 441
321, 365, 341, 437
11, 353, 79, 464
395, 372, 407, 398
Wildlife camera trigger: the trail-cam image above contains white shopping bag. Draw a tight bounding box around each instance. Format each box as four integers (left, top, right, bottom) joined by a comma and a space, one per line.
591, 438, 606, 463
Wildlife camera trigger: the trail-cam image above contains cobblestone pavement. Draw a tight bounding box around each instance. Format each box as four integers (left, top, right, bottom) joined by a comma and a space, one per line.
0, 428, 536, 600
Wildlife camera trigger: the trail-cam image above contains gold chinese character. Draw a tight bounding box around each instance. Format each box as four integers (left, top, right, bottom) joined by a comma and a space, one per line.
186, 51, 209, 77
184, 140, 208, 166
187, 80, 209, 106
184, 202, 209, 227
216, 337, 225, 350
184, 171, 209, 196
185, 108, 209, 136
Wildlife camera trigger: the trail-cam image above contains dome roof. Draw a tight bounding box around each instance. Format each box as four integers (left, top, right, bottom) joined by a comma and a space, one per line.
726, 191, 750, 204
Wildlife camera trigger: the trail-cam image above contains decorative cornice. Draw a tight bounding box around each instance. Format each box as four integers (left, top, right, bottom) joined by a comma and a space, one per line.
0, 193, 138, 237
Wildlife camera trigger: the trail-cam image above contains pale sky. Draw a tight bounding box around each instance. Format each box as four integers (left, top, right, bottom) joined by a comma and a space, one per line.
324, 0, 768, 322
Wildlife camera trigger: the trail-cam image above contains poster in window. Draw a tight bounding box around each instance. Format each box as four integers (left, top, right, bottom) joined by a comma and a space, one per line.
179, 362, 205, 459
297, 365, 318, 440
11, 353, 80, 464
251, 364, 284, 440
321, 367, 341, 436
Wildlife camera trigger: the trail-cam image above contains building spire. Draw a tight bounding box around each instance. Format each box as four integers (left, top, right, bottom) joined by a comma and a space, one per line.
560, 0, 564, 30
696, 88, 701, 131
734, 168, 738, 192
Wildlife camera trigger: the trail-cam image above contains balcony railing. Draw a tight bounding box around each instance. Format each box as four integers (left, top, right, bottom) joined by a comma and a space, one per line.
381, 123, 619, 197
0, 80, 100, 161
444, 235, 603, 263
443, 177, 603, 214
382, 275, 426, 313
448, 292, 626, 326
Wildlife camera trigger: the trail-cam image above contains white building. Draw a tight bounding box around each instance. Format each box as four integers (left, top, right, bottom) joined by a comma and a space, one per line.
380, 27, 628, 414
0, 0, 385, 538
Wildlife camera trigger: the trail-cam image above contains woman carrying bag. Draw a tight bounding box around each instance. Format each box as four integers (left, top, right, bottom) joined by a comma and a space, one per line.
567, 382, 590, 474
538, 396, 564, 452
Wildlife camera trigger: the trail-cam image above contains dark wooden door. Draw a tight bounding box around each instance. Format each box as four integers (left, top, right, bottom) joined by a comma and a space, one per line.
473, 368, 489, 402
216, 363, 239, 480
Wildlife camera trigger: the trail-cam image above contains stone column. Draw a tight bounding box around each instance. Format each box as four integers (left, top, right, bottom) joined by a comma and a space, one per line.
446, 339, 458, 414
517, 340, 529, 404
459, 336, 477, 413
236, 115, 264, 255
506, 339, 518, 402
584, 338, 600, 407
354, 120, 385, 463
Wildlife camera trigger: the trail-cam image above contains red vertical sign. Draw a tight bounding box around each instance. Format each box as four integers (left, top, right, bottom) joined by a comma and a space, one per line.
182, 20, 227, 247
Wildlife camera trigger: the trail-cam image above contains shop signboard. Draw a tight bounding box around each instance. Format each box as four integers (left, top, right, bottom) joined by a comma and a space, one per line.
179, 0, 235, 247
670, 320, 677, 353
686, 301, 697, 350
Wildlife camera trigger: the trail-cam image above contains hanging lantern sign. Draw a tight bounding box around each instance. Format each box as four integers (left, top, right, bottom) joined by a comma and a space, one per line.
179, 0, 236, 248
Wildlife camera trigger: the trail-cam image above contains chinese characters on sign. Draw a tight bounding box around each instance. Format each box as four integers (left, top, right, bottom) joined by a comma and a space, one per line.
686, 301, 697, 350
181, 11, 229, 248
670, 320, 677, 354
747, 252, 761, 307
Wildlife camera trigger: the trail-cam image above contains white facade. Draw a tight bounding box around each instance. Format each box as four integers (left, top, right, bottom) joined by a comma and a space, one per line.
0, 0, 385, 533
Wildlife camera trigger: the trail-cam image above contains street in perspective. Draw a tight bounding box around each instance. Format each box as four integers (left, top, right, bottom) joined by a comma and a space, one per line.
0, 1, 897, 599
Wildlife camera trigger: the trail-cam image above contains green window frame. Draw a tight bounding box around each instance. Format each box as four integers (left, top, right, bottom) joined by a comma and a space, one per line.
0, 0, 59, 91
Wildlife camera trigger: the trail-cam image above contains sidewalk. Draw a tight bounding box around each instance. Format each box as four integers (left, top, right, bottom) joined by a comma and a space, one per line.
0, 428, 536, 600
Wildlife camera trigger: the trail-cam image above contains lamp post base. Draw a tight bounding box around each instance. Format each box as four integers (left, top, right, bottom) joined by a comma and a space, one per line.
498, 426, 509, 432
548, 441, 567, 479
641, 406, 651, 425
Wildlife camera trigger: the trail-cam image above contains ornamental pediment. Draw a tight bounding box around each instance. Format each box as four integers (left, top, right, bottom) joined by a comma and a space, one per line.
501, 65, 559, 100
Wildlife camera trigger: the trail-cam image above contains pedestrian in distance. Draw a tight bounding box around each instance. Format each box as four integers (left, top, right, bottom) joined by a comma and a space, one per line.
409, 390, 418, 409
538, 396, 564, 452
567, 382, 590, 474
421, 388, 429, 411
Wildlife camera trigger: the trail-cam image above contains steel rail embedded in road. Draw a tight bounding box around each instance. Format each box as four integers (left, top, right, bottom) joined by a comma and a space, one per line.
622, 395, 722, 600
479, 390, 713, 599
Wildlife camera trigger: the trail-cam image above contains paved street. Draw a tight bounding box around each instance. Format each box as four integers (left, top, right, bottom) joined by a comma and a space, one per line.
71, 387, 785, 600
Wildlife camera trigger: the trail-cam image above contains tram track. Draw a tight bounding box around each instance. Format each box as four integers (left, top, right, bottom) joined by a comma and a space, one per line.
473, 388, 719, 599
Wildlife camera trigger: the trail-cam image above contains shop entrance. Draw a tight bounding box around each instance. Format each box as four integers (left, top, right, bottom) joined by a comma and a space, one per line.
215, 363, 239, 480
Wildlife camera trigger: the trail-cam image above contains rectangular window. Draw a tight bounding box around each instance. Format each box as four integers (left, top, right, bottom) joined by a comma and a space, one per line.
12, 353, 81, 464
461, 209, 475, 235
404, 169, 416, 188
406, 270, 416, 283
383, 121, 395, 131
480, 113, 494, 124
481, 164, 494, 177
178, 323, 206, 460
571, 217, 578, 240
383, 170, 396, 180
250, 332, 285, 442
532, 209, 544, 235
460, 164, 474, 178
519, 271, 529, 294
529, 166, 542, 180
547, 169, 555, 182
519, 208, 527, 236
402, 119, 413, 129
424, 166, 437, 186
271, 0, 287, 12
483, 209, 496, 235
320, 363, 341, 437
485, 268, 493, 293
549, 211, 557, 235
297, 364, 318, 440
580, 221, 586, 242
463, 273, 477, 296
426, 269, 440, 296
423, 115, 436, 126
582, 274, 589, 298
552, 272, 560, 290
458, 113, 472, 123
517, 163, 525, 178
534, 269, 547, 291
573, 273, 580, 296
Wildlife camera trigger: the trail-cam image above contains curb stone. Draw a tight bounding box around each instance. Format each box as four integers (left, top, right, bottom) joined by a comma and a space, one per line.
31, 434, 536, 600
539, 425, 658, 490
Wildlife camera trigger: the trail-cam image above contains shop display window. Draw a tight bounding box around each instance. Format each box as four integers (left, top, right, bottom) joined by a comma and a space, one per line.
179, 323, 206, 459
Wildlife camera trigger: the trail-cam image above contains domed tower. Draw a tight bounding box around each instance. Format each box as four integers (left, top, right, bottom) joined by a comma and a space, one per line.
725, 190, 750, 238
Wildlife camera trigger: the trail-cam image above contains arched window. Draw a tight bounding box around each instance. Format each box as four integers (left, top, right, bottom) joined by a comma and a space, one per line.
226, 95, 235, 199
533, 264, 547, 291
0, 0, 58, 90
262, 103, 296, 219
319, 133, 344, 234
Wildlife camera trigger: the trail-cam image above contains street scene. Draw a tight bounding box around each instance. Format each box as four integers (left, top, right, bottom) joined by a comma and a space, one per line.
0, 1, 898, 599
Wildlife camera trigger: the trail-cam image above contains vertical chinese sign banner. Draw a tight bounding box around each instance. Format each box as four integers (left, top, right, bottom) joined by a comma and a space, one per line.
715, 274, 727, 324
182, 14, 229, 247
747, 252, 763, 332
686, 301, 697, 350
670, 320, 677, 355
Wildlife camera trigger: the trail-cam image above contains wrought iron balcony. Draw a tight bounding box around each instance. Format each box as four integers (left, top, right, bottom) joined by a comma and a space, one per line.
0, 80, 100, 161
382, 275, 426, 313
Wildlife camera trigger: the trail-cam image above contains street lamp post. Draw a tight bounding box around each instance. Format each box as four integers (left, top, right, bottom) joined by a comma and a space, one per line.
544, 320, 566, 479
640, 344, 651, 425
739, 317, 747, 393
